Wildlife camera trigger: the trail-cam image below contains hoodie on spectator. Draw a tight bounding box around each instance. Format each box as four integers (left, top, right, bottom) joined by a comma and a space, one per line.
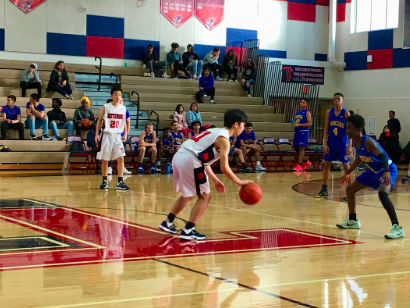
203, 50, 219, 65
182, 51, 200, 67
47, 108, 67, 126
73, 107, 95, 124
21, 63, 42, 84
143, 51, 159, 64
199, 75, 214, 90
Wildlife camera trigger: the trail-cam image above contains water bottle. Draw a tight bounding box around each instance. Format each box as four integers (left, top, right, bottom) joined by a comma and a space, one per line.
290, 118, 295, 125
166, 161, 171, 174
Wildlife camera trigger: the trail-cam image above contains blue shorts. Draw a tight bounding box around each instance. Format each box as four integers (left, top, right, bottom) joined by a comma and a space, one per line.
356, 163, 397, 190
324, 137, 349, 163
293, 131, 308, 148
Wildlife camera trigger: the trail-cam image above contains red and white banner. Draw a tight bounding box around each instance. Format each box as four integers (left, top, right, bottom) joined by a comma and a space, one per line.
161, 0, 194, 28
195, 0, 225, 31
10, 0, 47, 14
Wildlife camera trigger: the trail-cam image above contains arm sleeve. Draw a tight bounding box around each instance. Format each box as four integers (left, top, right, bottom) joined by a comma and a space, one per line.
187, 111, 194, 125
47, 111, 53, 121
199, 78, 203, 88
89, 109, 95, 121
73, 110, 79, 123
198, 112, 202, 125
142, 52, 149, 64
377, 152, 390, 171
64, 72, 69, 82
61, 112, 67, 124
48, 71, 58, 86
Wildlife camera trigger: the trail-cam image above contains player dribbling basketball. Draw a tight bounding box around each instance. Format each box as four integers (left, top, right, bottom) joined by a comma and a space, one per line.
159, 109, 253, 240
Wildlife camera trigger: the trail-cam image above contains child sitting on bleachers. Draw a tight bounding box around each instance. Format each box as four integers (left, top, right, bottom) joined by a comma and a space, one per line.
171, 121, 184, 151
235, 122, 265, 172
137, 122, 158, 174
157, 127, 175, 170
188, 121, 201, 139
229, 136, 251, 173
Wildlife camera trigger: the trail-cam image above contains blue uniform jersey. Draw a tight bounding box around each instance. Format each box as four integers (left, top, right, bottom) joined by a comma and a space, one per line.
355, 136, 392, 173
161, 135, 172, 148
144, 133, 153, 143
328, 108, 347, 138
172, 131, 183, 146
294, 109, 308, 133
235, 130, 256, 148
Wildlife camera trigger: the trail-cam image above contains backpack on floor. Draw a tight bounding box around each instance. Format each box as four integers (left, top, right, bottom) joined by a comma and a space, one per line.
0, 145, 11, 152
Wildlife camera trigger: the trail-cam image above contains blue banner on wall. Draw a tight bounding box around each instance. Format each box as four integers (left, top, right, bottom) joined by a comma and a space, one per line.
282, 65, 325, 85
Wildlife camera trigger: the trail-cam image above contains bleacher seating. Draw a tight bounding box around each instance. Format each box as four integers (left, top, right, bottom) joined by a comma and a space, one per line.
0, 59, 319, 175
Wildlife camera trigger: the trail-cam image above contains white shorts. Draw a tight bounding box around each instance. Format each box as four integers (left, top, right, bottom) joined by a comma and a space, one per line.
172, 150, 210, 198
97, 133, 125, 161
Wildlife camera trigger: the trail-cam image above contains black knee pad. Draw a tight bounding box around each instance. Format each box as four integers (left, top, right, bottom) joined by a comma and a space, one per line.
378, 191, 389, 202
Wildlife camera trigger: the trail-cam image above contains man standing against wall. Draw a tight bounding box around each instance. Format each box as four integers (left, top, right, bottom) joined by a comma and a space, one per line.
387, 111, 401, 142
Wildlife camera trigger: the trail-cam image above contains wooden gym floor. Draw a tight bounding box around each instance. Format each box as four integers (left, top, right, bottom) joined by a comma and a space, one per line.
0, 171, 410, 308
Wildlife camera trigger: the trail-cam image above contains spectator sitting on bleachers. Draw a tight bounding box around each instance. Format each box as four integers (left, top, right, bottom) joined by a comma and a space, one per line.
229, 136, 251, 173
187, 102, 202, 129
187, 121, 201, 139
47, 98, 74, 140
157, 127, 174, 170
235, 122, 265, 172
47, 61, 73, 99
203, 47, 223, 80
173, 104, 191, 136
25, 93, 51, 140
143, 44, 169, 78
171, 121, 184, 151
1, 95, 24, 140
20, 63, 42, 98
182, 44, 203, 80
73, 97, 95, 136
195, 67, 216, 104
167, 43, 191, 79
241, 59, 257, 97
137, 122, 159, 174
222, 49, 238, 82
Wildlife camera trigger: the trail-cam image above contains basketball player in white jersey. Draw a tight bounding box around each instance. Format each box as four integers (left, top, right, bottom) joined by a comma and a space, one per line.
159, 109, 253, 240
95, 87, 129, 190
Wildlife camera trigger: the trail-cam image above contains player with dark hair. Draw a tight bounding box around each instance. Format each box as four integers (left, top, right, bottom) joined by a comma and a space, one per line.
159, 109, 253, 240
338, 114, 404, 239
316, 92, 352, 198
292, 98, 312, 171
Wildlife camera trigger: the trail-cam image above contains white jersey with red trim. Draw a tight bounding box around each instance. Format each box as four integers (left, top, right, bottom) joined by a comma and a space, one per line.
179, 128, 230, 166
103, 103, 126, 134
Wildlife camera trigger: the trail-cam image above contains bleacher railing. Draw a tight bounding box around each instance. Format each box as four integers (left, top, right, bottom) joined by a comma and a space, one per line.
239, 39, 260, 71
312, 115, 324, 145
129, 91, 160, 136
94, 56, 102, 91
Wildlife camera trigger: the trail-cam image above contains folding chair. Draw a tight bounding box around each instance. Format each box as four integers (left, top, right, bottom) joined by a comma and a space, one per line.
305, 137, 324, 170
65, 135, 93, 174
276, 137, 297, 171
260, 137, 281, 171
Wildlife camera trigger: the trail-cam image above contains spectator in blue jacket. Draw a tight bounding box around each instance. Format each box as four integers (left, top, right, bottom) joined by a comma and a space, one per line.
1, 95, 24, 140
166, 43, 191, 79
241, 59, 257, 97
186, 102, 203, 129
195, 67, 215, 104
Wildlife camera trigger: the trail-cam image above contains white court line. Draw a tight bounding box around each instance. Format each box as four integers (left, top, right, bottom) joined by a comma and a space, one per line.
37, 287, 240, 308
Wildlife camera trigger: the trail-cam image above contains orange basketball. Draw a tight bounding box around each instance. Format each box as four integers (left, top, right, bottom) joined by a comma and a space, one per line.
239, 183, 262, 205
81, 119, 92, 129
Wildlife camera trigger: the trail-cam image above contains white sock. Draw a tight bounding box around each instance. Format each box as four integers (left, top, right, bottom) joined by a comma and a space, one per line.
407, 170, 410, 177
256, 161, 261, 166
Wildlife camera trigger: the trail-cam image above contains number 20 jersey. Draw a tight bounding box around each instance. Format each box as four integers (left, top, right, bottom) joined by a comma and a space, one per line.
179, 128, 230, 166
103, 103, 126, 135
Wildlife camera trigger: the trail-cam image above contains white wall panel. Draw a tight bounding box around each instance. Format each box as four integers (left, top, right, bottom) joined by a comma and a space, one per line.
194, 18, 226, 45
225, 0, 258, 30
159, 15, 195, 61
5, 0, 46, 53
335, 22, 346, 61
287, 21, 315, 60
0, 0, 5, 28
47, 0, 86, 35
258, 0, 287, 51
315, 5, 329, 54
393, 0, 404, 48
87, 0, 125, 18
124, 0, 160, 40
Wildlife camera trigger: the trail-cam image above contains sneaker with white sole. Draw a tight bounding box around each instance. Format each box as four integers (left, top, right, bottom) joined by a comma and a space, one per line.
215, 76, 222, 81
69, 94, 74, 100
193, 74, 198, 80
100, 180, 108, 190
116, 181, 129, 190
385, 224, 405, 239
42, 134, 52, 141
255, 165, 266, 172
336, 218, 361, 229
107, 167, 113, 175
210, 99, 216, 104
180, 227, 206, 241
138, 166, 144, 174
123, 168, 132, 175
162, 73, 170, 78
64, 94, 70, 99
159, 218, 177, 234
150, 72, 155, 78
401, 175, 410, 184
31, 135, 37, 140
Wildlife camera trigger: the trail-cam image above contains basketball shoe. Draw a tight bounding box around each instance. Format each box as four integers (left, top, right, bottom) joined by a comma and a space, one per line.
385, 224, 405, 239
336, 218, 361, 229
401, 175, 410, 184
180, 227, 206, 240
315, 187, 328, 198
159, 218, 177, 234
302, 161, 312, 170
100, 180, 108, 189
293, 164, 302, 172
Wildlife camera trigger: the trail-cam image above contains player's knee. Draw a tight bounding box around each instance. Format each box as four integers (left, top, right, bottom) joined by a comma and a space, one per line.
378, 191, 389, 202
346, 184, 355, 196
